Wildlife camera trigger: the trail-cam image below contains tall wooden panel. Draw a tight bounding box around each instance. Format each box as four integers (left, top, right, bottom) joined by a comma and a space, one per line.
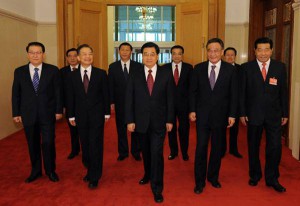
176, 2, 208, 66
74, 0, 107, 69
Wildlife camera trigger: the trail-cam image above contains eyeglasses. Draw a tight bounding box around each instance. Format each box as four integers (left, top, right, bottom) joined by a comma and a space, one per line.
28, 51, 43, 55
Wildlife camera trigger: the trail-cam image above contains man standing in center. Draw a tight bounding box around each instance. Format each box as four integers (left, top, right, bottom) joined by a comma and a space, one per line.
125, 42, 175, 203
108, 42, 142, 161
189, 38, 238, 194
163, 45, 193, 161
67, 44, 110, 189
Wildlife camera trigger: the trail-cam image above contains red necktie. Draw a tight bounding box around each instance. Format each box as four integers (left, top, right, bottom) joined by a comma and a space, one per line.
83, 70, 89, 93
174, 64, 179, 85
261, 62, 267, 81
147, 70, 154, 95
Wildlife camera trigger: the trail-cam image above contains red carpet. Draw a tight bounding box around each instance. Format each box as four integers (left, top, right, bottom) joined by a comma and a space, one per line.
1, 115, 300, 206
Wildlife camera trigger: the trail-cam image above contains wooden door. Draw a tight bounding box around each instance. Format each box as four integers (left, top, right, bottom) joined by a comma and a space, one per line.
74, 0, 107, 69
176, 2, 208, 66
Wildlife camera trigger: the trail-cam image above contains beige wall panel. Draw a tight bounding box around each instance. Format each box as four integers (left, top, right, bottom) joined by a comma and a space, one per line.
0, 14, 37, 139
37, 24, 58, 65
225, 23, 249, 64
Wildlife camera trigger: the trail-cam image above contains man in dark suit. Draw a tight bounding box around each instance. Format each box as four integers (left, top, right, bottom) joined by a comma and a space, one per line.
67, 44, 110, 189
125, 42, 175, 203
163, 45, 193, 161
221, 47, 243, 158
240, 37, 288, 193
189, 38, 238, 194
60, 48, 80, 160
108, 42, 141, 161
12, 42, 62, 183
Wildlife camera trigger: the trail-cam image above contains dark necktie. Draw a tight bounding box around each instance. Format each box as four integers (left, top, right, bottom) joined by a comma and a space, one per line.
72, 67, 77, 71
124, 64, 129, 80
147, 70, 154, 95
261, 62, 267, 81
32, 68, 39, 93
174, 64, 179, 85
209, 65, 216, 90
83, 70, 89, 94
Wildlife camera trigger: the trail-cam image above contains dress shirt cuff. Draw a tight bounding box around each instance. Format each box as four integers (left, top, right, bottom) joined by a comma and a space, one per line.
105, 115, 110, 119
69, 117, 75, 121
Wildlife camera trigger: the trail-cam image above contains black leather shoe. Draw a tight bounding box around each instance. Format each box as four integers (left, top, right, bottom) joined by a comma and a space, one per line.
153, 193, 163, 203
133, 154, 142, 161
266, 182, 286, 193
194, 186, 204, 194
248, 179, 258, 186
67, 152, 79, 160
139, 177, 149, 185
183, 155, 189, 161
88, 181, 98, 189
168, 154, 177, 160
83, 174, 90, 182
25, 173, 42, 183
48, 172, 59, 182
209, 180, 221, 188
117, 155, 128, 161
230, 152, 243, 158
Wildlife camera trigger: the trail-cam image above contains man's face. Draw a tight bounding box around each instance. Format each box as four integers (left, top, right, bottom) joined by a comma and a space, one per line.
171, 48, 183, 64
224, 50, 236, 64
207, 42, 223, 64
66, 51, 78, 66
77, 47, 93, 67
142, 47, 158, 69
119, 45, 132, 62
27, 45, 44, 66
255, 43, 273, 63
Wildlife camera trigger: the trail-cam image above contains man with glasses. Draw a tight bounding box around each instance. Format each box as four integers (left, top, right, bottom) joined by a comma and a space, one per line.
12, 42, 63, 183
125, 42, 175, 203
189, 38, 238, 194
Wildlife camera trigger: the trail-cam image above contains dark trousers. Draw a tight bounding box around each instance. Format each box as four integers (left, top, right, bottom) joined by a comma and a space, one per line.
221, 121, 240, 155
247, 123, 282, 184
168, 109, 189, 157
194, 125, 224, 187
115, 115, 140, 157
24, 122, 56, 176
78, 125, 104, 182
138, 126, 166, 194
67, 120, 80, 154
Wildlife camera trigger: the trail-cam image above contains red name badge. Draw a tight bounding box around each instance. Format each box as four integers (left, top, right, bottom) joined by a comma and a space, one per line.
269, 77, 277, 85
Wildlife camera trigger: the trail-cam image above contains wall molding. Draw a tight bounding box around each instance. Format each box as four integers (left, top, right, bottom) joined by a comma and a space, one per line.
0, 8, 56, 26
293, 0, 300, 10
225, 22, 249, 27
0, 8, 37, 25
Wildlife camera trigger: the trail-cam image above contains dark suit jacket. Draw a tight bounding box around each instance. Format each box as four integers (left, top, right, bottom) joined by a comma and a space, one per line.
108, 60, 142, 122
163, 62, 193, 112
60, 66, 73, 116
125, 65, 175, 133
12, 63, 62, 126
189, 60, 238, 128
239, 59, 288, 126
67, 65, 110, 127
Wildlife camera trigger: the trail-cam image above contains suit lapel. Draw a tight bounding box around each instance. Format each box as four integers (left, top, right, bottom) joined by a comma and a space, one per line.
37, 64, 47, 93
213, 62, 226, 90
24, 65, 35, 92
77, 65, 86, 95
152, 66, 162, 96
